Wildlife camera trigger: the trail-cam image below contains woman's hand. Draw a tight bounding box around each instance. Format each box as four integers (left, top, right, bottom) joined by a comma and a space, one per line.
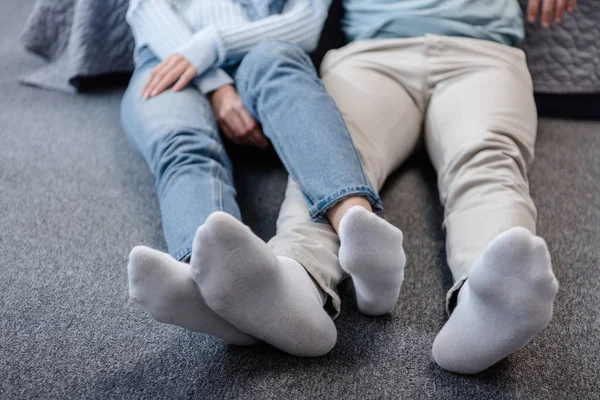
209, 85, 269, 149
527, 0, 576, 27
143, 54, 196, 99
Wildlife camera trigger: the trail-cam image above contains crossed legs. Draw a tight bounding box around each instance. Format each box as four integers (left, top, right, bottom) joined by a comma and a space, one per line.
124, 37, 558, 371
123, 41, 406, 356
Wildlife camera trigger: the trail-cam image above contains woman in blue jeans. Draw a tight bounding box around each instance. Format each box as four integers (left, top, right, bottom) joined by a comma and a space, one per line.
122, 0, 407, 356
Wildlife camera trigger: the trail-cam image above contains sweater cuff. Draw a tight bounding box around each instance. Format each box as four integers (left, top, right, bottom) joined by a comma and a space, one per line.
175, 27, 224, 76
194, 68, 234, 94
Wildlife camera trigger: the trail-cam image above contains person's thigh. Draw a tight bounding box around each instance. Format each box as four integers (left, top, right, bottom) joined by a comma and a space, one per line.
425, 39, 537, 184
121, 57, 224, 170
121, 55, 239, 260
319, 40, 425, 191
424, 38, 538, 306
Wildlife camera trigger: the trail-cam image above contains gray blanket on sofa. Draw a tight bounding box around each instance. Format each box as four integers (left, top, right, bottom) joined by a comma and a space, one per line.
19, 0, 134, 92
18, 0, 600, 94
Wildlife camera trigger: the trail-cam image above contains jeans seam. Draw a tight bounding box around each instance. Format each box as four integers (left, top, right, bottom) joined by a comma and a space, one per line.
205, 138, 224, 212
212, 160, 223, 212
218, 176, 224, 211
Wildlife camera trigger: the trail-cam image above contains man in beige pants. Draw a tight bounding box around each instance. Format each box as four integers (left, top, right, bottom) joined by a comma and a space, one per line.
268, 0, 572, 374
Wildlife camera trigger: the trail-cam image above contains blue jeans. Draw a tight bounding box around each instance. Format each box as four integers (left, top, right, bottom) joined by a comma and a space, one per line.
121, 39, 381, 261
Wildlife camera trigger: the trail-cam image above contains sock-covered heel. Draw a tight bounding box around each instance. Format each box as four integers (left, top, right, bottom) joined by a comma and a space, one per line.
338, 206, 406, 315
191, 212, 337, 357
432, 227, 558, 374
128, 245, 259, 346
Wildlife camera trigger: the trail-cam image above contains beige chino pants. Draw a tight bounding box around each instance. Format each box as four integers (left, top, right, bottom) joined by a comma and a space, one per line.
268, 35, 538, 317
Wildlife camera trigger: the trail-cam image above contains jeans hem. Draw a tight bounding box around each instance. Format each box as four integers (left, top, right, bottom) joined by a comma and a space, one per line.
173, 244, 193, 262
308, 186, 384, 222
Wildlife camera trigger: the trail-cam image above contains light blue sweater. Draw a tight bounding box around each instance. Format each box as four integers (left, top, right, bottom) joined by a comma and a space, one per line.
127, 0, 525, 95
342, 0, 525, 46
126, 0, 330, 93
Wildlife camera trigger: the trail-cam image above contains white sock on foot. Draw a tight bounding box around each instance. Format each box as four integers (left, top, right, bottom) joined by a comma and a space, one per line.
338, 206, 406, 315
190, 212, 337, 357
432, 227, 559, 374
128, 246, 259, 345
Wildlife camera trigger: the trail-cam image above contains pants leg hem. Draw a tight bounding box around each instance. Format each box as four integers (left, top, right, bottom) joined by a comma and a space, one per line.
275, 248, 342, 320
446, 275, 468, 315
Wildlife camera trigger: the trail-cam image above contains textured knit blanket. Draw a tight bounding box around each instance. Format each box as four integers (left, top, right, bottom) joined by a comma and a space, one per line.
19, 0, 600, 94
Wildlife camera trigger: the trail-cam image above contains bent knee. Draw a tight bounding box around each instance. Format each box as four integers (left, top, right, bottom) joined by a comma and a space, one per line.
439, 135, 534, 203
150, 129, 224, 169
242, 39, 311, 70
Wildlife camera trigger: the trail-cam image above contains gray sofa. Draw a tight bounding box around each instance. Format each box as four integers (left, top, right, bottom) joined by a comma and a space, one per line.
2, 0, 599, 399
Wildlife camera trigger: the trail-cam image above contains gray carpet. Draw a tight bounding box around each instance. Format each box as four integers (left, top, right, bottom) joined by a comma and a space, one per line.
1, 1, 599, 399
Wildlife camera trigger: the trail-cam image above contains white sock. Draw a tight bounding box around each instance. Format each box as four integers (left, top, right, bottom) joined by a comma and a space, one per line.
127, 246, 259, 345
338, 206, 406, 315
432, 227, 559, 374
190, 211, 336, 357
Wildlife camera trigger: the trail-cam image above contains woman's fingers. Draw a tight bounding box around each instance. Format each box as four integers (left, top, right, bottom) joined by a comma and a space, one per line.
150, 63, 188, 97
143, 68, 163, 99
144, 65, 170, 99
239, 104, 269, 149
238, 108, 268, 148
143, 55, 195, 99
226, 112, 249, 144
250, 127, 269, 148
217, 105, 269, 148
142, 66, 159, 96
219, 119, 236, 142
172, 67, 196, 92
528, 0, 574, 25
541, 0, 556, 27
555, 0, 566, 23
528, 0, 540, 23
143, 57, 176, 98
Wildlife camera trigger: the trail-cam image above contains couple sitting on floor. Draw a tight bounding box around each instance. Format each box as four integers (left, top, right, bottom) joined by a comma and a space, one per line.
122, 0, 572, 374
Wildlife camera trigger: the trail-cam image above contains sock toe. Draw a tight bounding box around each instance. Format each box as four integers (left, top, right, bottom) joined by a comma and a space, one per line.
127, 246, 160, 302
432, 228, 558, 374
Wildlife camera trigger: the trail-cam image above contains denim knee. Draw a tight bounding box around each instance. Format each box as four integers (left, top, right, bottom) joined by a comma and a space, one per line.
241, 39, 312, 71
148, 129, 230, 191
235, 39, 318, 115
